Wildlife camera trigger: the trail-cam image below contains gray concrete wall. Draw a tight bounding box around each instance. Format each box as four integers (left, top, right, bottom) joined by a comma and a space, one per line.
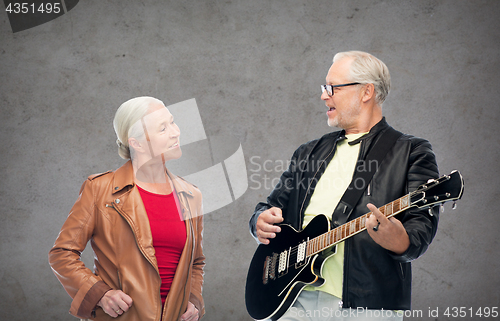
1, 1, 499, 320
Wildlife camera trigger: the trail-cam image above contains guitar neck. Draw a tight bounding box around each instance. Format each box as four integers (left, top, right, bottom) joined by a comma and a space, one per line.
306, 194, 411, 257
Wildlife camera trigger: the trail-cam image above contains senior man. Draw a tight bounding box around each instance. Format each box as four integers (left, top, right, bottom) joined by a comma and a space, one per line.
249, 51, 439, 321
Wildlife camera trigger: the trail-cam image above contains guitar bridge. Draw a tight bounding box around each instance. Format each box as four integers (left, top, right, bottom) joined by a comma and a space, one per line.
262, 253, 279, 284
263, 256, 271, 284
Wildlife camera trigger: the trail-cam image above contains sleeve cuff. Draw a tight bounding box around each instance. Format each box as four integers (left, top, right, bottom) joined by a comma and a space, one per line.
189, 293, 205, 318
71, 281, 112, 318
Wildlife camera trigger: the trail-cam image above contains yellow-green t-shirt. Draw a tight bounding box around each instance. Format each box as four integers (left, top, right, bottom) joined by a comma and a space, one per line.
302, 132, 366, 298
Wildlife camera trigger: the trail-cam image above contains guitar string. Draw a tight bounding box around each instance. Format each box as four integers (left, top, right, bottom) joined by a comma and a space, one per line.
305, 181, 450, 256
305, 195, 410, 256
290, 177, 446, 256
275, 177, 451, 268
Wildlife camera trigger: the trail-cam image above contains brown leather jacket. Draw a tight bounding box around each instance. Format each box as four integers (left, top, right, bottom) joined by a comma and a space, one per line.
49, 161, 205, 321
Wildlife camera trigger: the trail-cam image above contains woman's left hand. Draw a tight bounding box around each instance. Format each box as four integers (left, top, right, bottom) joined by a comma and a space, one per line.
180, 301, 199, 321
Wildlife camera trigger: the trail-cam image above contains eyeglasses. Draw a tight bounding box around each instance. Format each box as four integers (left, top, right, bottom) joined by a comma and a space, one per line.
321, 82, 360, 97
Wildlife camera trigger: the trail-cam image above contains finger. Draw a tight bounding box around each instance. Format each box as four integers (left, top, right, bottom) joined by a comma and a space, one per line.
268, 207, 284, 220
256, 208, 285, 243
116, 302, 128, 313
182, 312, 195, 321
388, 217, 402, 226
108, 292, 132, 314
367, 203, 387, 222
366, 211, 378, 224
259, 222, 281, 234
258, 230, 278, 241
186, 314, 199, 321
268, 208, 284, 229
257, 214, 282, 234
107, 308, 119, 318
257, 230, 274, 244
181, 305, 197, 321
113, 301, 125, 315
258, 236, 270, 245
118, 293, 133, 311
263, 213, 283, 227
123, 293, 134, 307
257, 221, 281, 237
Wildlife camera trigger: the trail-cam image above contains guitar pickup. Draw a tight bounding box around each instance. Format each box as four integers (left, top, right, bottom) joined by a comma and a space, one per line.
295, 241, 307, 269
278, 250, 288, 276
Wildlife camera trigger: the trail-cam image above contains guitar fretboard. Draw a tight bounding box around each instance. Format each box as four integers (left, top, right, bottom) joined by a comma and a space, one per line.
306, 194, 411, 256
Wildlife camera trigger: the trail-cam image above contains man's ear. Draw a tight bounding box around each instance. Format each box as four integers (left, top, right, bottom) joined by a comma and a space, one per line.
362, 83, 376, 103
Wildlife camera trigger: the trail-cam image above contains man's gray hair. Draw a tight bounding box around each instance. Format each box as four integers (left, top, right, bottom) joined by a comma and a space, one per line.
333, 51, 391, 105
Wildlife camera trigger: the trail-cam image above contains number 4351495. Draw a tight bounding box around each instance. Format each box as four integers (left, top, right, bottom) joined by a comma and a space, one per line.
5, 2, 61, 14
444, 307, 498, 318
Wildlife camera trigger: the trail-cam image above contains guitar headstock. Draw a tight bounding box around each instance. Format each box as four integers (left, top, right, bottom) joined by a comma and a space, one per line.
411, 170, 464, 209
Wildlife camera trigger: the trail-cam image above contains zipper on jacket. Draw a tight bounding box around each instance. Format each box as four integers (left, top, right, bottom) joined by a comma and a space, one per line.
175, 193, 196, 320
398, 262, 405, 279
117, 271, 122, 290
109, 202, 163, 321
109, 203, 160, 275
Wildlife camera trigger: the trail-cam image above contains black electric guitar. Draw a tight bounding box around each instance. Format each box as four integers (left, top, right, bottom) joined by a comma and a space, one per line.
245, 171, 464, 321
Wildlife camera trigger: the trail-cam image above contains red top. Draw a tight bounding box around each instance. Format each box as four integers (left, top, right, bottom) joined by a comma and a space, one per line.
137, 186, 187, 306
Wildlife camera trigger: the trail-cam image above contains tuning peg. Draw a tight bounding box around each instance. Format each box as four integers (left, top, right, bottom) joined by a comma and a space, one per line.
428, 208, 434, 216
440, 203, 444, 213
452, 201, 457, 210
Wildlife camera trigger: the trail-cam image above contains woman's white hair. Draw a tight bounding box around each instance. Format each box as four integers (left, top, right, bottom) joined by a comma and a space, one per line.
333, 51, 391, 105
113, 96, 164, 159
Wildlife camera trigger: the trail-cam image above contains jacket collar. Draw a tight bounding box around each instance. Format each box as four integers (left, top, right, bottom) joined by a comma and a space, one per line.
112, 160, 195, 198
347, 117, 389, 145
112, 161, 135, 194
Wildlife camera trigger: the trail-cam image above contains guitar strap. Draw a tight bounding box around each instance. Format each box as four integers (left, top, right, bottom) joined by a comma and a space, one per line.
330, 127, 403, 227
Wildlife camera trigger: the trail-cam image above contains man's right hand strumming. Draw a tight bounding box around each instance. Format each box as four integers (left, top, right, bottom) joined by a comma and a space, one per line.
256, 207, 284, 244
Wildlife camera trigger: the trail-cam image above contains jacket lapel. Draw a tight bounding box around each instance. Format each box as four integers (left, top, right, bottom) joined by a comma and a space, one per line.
110, 161, 157, 268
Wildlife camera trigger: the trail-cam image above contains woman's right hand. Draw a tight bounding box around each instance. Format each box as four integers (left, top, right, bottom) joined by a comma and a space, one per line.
97, 289, 133, 318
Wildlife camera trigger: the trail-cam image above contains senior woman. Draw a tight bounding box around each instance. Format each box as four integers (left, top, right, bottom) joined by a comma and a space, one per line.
49, 97, 205, 321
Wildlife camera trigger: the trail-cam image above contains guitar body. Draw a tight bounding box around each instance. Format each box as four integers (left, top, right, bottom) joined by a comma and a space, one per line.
245, 214, 334, 321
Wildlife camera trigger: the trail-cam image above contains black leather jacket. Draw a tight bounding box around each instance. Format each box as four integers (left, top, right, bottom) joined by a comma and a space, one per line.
249, 118, 439, 310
